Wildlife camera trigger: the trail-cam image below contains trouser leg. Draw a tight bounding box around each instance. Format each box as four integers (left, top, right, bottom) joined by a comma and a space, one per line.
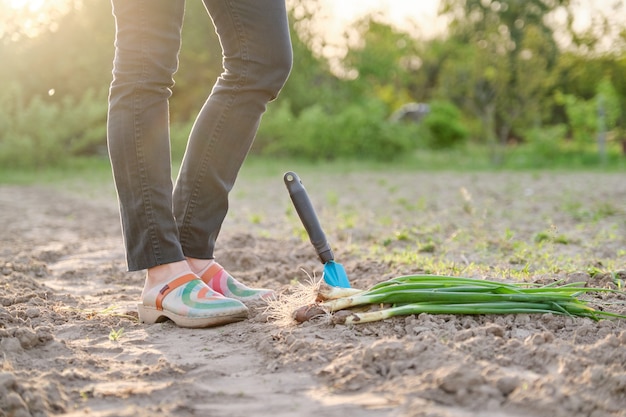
174, 0, 292, 259
107, 0, 186, 271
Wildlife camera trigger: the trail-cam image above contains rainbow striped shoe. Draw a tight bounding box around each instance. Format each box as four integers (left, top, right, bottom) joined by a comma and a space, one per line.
137, 273, 248, 328
199, 262, 275, 303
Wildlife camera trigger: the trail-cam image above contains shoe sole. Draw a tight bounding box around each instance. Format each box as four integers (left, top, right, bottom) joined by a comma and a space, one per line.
137, 304, 248, 328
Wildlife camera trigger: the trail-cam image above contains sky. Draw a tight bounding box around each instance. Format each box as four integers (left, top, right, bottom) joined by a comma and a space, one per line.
322, 0, 624, 31
321, 0, 444, 37
4, 0, 626, 46
310, 0, 625, 54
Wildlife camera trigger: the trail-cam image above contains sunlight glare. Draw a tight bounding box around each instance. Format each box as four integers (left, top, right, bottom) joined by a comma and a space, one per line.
2, 0, 71, 40
9, 0, 45, 12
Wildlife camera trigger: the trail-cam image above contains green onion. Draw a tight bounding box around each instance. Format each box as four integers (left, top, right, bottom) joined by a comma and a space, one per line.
334, 300, 626, 324
293, 274, 626, 324
322, 289, 578, 312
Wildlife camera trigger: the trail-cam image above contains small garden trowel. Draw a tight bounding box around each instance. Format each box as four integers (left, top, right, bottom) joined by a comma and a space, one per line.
284, 171, 351, 288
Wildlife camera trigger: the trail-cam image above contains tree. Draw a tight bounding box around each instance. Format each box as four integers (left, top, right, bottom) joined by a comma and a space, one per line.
0, 0, 114, 102
439, 0, 572, 155
170, 0, 224, 122
277, 6, 343, 116
342, 17, 422, 111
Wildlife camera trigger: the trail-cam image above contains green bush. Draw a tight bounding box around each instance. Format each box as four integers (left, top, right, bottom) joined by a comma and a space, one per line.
524, 124, 567, 160
561, 94, 596, 148
255, 98, 419, 161
422, 100, 468, 149
252, 99, 296, 156
0, 87, 108, 169
170, 120, 194, 163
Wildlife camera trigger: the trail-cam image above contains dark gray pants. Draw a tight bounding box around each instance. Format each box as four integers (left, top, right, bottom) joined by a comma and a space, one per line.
107, 0, 292, 271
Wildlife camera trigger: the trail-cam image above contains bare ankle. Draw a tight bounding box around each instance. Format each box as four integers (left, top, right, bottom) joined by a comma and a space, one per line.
146, 260, 192, 289
186, 257, 214, 274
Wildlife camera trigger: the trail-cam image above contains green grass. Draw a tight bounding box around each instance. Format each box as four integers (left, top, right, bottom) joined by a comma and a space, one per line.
0, 156, 112, 184
1, 141, 625, 188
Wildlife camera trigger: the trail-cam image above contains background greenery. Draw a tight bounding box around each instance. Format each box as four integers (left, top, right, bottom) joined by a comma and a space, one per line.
1, 0, 626, 171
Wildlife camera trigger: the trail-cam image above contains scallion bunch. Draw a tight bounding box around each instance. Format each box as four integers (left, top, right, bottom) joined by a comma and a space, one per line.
294, 275, 626, 325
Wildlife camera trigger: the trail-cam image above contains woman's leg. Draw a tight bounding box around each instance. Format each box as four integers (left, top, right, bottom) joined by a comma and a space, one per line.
107, 0, 186, 272
107, 0, 249, 327
173, 0, 293, 258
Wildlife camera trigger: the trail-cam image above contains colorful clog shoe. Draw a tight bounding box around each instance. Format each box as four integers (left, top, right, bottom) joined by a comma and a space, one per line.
199, 262, 275, 303
137, 273, 248, 328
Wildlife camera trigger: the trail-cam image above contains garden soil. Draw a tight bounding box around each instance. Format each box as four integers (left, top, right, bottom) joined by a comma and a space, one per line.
1, 170, 625, 417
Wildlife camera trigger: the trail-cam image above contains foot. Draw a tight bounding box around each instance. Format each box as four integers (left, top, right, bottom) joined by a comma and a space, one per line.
190, 259, 275, 303
138, 270, 248, 328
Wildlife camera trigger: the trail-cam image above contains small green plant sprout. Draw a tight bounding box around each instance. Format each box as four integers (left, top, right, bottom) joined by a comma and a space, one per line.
393, 197, 411, 210
534, 225, 569, 245
338, 211, 357, 229
394, 229, 411, 241
248, 213, 263, 224
325, 191, 339, 207
592, 202, 619, 220
284, 204, 295, 219
552, 234, 570, 244
108, 327, 125, 342
534, 231, 550, 243
418, 241, 436, 253
79, 388, 93, 401
586, 265, 603, 278
392, 196, 427, 212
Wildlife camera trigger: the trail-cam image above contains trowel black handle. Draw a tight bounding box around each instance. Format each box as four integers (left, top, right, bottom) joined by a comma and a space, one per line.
284, 171, 334, 264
